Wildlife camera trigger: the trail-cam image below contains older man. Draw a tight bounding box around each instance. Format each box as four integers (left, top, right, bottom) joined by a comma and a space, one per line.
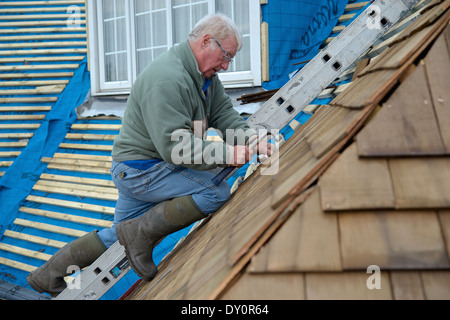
27, 13, 269, 296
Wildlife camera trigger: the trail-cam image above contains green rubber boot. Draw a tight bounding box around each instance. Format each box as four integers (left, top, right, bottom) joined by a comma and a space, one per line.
27, 231, 107, 297
116, 195, 205, 281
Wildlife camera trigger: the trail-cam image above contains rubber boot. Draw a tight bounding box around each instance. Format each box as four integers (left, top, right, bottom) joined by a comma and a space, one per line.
116, 195, 205, 281
26, 231, 107, 297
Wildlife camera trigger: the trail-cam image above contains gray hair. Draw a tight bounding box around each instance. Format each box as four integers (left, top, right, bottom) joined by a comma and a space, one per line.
189, 13, 242, 51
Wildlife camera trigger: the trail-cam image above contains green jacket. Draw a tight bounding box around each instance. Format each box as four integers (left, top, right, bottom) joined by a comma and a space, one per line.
112, 40, 256, 171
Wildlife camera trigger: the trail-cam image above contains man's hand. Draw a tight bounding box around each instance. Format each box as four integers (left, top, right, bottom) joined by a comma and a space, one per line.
228, 145, 254, 167
248, 135, 274, 159
256, 139, 274, 158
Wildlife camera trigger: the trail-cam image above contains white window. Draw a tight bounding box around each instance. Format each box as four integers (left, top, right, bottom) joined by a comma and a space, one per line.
88, 0, 261, 96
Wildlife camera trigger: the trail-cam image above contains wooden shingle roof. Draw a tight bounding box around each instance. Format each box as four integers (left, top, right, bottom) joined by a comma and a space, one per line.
124, 0, 450, 300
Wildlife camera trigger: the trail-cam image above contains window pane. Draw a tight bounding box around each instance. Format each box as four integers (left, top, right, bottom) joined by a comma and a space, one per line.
116, 17, 127, 51
103, 20, 115, 53
173, 5, 190, 44
152, 11, 166, 46
153, 0, 166, 10
173, 0, 208, 44
102, 0, 128, 83
135, 0, 150, 12
216, 0, 250, 72
117, 52, 128, 81
102, 0, 114, 19
173, 0, 189, 6
137, 50, 152, 74
105, 54, 117, 82
234, 0, 249, 34
136, 14, 151, 49
135, 0, 169, 75
192, 2, 208, 26
115, 0, 126, 16
234, 35, 250, 71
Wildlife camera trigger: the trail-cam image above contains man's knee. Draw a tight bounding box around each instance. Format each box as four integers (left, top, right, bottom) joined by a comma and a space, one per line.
192, 180, 230, 214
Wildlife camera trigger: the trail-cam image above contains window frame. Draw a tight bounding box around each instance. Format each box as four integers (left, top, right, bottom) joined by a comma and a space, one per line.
87, 0, 261, 96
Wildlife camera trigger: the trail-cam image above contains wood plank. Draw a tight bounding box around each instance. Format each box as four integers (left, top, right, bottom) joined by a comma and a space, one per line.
305, 106, 357, 158
0, 64, 79, 71
0, 242, 51, 261
14, 218, 88, 238
421, 271, 450, 299
330, 69, 397, 109
261, 22, 269, 82
0, 97, 57, 103
356, 63, 447, 156
70, 123, 121, 131
0, 123, 40, 129
59, 143, 113, 152
0, 49, 86, 56
439, 210, 450, 259
0, 142, 28, 148
40, 173, 115, 187
0, 133, 33, 139
423, 27, 450, 152
0, 114, 46, 120
0, 7, 85, 14
0, 41, 87, 49
0, 57, 83, 64
338, 13, 355, 23
270, 145, 319, 209
36, 179, 117, 195
52, 153, 112, 162
225, 173, 275, 264
352, 58, 370, 80
302, 104, 320, 115
0, 151, 21, 157
41, 156, 111, 168
0, 1, 86, 6
0, 106, 52, 112
389, 157, 450, 209
19, 206, 113, 228
26, 195, 115, 215
0, 14, 85, 20
249, 189, 341, 272
45, 163, 111, 175
390, 271, 426, 299
3, 229, 66, 249
305, 272, 392, 300
65, 133, 117, 141
0, 72, 74, 79
32, 183, 118, 201
0, 27, 86, 34
367, 7, 450, 72
0, 256, 35, 272
319, 143, 395, 211
0, 20, 86, 28
339, 210, 449, 269
221, 273, 305, 300
0, 80, 69, 86
344, 2, 369, 12
0, 34, 86, 41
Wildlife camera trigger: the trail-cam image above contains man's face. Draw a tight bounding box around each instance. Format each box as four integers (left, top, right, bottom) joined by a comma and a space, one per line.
198, 35, 237, 79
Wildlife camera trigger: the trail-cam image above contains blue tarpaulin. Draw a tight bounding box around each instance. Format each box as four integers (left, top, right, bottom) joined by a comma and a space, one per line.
261, 0, 349, 90
0, 57, 91, 238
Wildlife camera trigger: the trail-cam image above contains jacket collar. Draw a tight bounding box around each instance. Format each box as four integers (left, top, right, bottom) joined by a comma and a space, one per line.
176, 40, 216, 89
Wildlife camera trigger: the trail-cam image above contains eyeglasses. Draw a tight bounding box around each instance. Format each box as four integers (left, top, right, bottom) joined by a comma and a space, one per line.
212, 37, 233, 63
